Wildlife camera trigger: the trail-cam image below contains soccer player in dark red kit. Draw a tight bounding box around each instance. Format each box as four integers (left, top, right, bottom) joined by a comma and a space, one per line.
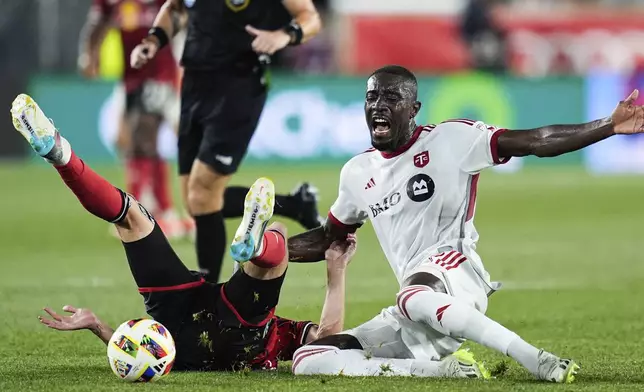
13, 94, 353, 371
78, 0, 185, 238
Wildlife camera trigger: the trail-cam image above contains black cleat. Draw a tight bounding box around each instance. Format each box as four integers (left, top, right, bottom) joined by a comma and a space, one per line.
290, 183, 324, 230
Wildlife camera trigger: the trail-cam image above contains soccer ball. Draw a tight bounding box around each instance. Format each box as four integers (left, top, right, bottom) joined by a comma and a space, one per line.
106, 319, 176, 382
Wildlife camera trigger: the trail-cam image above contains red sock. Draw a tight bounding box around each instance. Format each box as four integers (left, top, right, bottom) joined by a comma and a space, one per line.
125, 158, 154, 201
55, 151, 126, 222
152, 159, 172, 214
251, 230, 286, 268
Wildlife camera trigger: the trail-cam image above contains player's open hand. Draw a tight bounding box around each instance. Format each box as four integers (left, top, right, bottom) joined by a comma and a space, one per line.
130, 39, 159, 70
611, 89, 644, 134
38, 305, 100, 332
245, 25, 291, 55
325, 234, 357, 271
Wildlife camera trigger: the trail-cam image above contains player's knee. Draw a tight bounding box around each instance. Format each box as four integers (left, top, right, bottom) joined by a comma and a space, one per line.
292, 346, 340, 376
117, 195, 156, 242
402, 272, 448, 294
187, 174, 225, 213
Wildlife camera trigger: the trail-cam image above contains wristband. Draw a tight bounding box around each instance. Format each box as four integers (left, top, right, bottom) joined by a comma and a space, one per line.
285, 21, 303, 46
148, 27, 169, 49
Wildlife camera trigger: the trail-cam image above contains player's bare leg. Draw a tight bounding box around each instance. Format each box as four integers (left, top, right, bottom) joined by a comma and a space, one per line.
10, 94, 155, 243
292, 334, 489, 379
186, 160, 230, 281
397, 272, 579, 383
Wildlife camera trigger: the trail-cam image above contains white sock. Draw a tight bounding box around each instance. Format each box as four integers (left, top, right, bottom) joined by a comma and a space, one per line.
399, 286, 540, 374
46, 136, 72, 166
292, 346, 443, 377
507, 337, 540, 375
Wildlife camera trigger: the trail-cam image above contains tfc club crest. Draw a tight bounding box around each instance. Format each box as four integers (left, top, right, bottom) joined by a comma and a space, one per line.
413, 151, 430, 168
226, 0, 250, 12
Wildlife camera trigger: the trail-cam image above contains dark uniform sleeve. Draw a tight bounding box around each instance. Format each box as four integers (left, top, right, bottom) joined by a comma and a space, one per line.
272, 318, 317, 361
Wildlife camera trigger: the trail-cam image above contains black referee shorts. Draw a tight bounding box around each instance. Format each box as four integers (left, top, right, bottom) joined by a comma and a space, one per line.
177, 69, 267, 176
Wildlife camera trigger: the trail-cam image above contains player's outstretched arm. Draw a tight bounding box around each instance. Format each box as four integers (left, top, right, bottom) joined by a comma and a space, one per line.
497, 90, 644, 159
310, 235, 357, 341
288, 222, 348, 263
38, 305, 114, 345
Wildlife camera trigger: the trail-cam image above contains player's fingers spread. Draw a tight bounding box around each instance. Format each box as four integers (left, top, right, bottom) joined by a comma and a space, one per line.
44, 307, 62, 321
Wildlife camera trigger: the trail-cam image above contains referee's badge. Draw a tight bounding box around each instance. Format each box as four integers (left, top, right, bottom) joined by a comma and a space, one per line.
184, 0, 195, 8
226, 0, 250, 12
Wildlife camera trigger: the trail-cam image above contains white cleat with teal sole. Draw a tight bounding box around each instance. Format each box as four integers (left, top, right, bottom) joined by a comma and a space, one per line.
230, 177, 275, 263
10, 94, 69, 164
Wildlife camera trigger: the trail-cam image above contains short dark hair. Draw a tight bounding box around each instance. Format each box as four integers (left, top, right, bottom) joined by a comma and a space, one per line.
370, 65, 417, 86
369, 65, 418, 99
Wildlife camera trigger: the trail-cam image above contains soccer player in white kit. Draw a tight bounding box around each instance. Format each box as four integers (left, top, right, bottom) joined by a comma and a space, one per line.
286, 65, 644, 382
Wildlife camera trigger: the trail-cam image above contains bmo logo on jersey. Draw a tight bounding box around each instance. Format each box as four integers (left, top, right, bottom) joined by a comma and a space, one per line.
407, 174, 435, 202
368, 192, 402, 218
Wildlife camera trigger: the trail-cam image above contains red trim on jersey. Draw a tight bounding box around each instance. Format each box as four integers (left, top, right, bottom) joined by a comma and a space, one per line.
138, 278, 205, 293
219, 285, 275, 328
360, 147, 376, 155
327, 212, 361, 233
490, 129, 510, 164
441, 118, 476, 126
381, 125, 431, 159
465, 174, 479, 222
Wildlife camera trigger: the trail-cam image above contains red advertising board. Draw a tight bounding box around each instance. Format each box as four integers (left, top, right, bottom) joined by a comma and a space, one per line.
345, 8, 644, 75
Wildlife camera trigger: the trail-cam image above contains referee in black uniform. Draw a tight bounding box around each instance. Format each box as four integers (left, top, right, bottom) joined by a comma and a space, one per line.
130, 0, 322, 282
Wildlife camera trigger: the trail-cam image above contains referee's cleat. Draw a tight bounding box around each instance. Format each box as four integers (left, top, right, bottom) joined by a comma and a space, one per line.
291, 182, 324, 230
230, 177, 275, 262
10, 94, 70, 165
535, 350, 579, 383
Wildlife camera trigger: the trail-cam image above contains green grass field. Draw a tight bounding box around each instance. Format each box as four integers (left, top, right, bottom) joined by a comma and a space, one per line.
2, 162, 644, 391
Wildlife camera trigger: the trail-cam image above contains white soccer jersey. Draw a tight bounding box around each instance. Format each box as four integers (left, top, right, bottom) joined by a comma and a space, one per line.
328, 119, 509, 286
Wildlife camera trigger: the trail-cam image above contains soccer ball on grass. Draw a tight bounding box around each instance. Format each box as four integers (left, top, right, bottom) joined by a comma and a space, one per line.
107, 319, 176, 382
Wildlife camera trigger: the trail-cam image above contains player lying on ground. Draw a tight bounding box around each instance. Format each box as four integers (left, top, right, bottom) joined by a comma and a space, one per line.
11, 94, 349, 371
286, 65, 644, 382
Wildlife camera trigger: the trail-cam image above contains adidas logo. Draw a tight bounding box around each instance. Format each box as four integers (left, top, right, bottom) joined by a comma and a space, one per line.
365, 178, 376, 190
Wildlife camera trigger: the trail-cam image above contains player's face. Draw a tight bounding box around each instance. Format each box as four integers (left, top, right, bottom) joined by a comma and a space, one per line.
365, 75, 419, 152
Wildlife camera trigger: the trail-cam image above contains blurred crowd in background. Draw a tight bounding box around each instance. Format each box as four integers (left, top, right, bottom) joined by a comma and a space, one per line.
2, 0, 644, 167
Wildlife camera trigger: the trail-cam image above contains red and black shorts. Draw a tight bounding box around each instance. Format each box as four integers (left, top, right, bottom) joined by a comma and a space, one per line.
121, 223, 288, 369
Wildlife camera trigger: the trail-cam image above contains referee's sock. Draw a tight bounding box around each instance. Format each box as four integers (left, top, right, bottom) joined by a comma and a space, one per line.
194, 211, 226, 282
222, 186, 300, 220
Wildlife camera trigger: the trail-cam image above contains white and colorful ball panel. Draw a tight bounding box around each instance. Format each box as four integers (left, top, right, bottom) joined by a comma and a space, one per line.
106, 319, 176, 382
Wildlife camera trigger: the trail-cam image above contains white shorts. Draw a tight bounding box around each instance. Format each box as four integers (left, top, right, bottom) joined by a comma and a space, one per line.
344, 248, 494, 361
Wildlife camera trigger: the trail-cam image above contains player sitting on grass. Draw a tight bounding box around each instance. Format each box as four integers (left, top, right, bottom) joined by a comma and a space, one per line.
15, 94, 480, 377
287, 65, 644, 382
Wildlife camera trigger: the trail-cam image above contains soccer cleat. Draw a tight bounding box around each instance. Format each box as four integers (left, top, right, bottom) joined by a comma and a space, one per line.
535, 350, 579, 383
290, 182, 324, 230
440, 349, 491, 380
229, 177, 275, 262
10, 94, 68, 164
